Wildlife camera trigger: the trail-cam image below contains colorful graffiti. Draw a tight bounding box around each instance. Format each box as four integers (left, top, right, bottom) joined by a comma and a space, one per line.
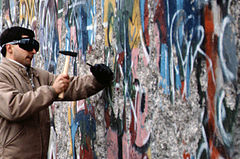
153, 0, 238, 159
58, 0, 98, 158
102, 0, 151, 158
39, 0, 59, 73
0, 0, 239, 159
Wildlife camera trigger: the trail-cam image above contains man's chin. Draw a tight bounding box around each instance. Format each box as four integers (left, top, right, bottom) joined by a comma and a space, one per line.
25, 62, 31, 67
26, 58, 32, 65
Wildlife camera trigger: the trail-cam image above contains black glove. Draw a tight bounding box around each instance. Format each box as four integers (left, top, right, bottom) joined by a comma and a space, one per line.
90, 64, 114, 85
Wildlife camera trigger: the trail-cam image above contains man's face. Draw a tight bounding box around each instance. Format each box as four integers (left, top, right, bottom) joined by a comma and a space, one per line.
6, 35, 38, 67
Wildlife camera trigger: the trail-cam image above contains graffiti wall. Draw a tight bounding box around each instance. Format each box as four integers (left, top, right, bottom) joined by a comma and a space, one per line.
0, 0, 239, 159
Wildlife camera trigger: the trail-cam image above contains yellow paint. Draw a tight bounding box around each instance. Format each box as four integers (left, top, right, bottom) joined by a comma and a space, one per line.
147, 147, 152, 159
103, 0, 116, 46
68, 106, 71, 127
72, 101, 76, 119
19, 0, 36, 26
68, 106, 73, 156
128, 0, 141, 49
103, 0, 142, 49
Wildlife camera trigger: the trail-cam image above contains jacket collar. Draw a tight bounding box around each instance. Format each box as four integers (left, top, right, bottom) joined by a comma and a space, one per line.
2, 57, 39, 77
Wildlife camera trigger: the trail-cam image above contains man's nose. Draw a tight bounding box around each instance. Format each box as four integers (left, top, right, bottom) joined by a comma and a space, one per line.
31, 49, 37, 54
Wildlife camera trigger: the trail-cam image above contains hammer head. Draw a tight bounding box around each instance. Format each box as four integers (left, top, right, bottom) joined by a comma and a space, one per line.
59, 50, 78, 57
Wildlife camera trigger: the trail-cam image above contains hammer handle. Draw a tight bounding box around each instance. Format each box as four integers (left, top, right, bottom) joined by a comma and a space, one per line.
58, 55, 70, 99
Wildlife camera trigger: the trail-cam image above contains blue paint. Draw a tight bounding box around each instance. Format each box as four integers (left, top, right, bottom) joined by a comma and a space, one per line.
176, 0, 183, 11
70, 104, 96, 159
87, 0, 96, 45
140, 0, 145, 33
183, 0, 202, 41
80, 6, 88, 60
77, 5, 88, 61
175, 65, 181, 90
186, 54, 191, 97
167, 0, 177, 27
101, 0, 105, 22
64, 1, 94, 62
159, 43, 170, 94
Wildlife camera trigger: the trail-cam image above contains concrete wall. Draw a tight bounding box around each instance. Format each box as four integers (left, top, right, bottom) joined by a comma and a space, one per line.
1, 0, 239, 158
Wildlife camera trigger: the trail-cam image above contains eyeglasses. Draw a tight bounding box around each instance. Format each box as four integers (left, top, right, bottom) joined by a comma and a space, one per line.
2, 38, 39, 52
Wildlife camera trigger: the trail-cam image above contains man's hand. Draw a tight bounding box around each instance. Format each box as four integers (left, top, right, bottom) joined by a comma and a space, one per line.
90, 64, 114, 85
52, 74, 70, 94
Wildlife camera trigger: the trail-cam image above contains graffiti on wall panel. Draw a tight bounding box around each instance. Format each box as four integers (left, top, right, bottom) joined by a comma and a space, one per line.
153, 0, 238, 158
68, 99, 97, 159
3, 0, 38, 36
196, 3, 238, 159
0, 0, 239, 159
154, 0, 205, 102
1, 0, 38, 38
38, 0, 59, 73
19, 0, 37, 28
102, 0, 151, 158
3, 0, 17, 27
64, 0, 96, 62
63, 0, 98, 158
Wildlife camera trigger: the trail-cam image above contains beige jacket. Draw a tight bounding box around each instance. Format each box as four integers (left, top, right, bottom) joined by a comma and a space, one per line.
0, 58, 104, 159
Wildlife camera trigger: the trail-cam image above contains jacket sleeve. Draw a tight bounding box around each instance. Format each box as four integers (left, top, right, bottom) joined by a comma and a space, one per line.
0, 76, 58, 122
60, 74, 105, 101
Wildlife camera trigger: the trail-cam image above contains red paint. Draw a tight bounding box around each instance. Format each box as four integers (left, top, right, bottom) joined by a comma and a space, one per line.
153, 0, 167, 72
88, 45, 93, 54
79, 136, 94, 159
144, 0, 150, 47
180, 81, 186, 101
129, 109, 137, 144
204, 5, 217, 140
104, 107, 111, 129
203, 5, 231, 159
183, 150, 191, 159
118, 51, 125, 66
153, 0, 167, 43
209, 139, 220, 159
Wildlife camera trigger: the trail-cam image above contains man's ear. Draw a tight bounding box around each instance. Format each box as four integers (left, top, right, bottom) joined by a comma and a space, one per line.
5, 44, 13, 54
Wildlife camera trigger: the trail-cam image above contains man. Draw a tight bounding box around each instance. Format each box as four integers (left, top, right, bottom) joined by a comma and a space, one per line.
0, 26, 113, 159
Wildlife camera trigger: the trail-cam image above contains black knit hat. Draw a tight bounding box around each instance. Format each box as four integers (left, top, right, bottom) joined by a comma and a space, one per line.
0, 26, 35, 57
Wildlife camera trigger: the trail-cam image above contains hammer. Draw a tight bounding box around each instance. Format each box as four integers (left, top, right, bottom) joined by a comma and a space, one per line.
58, 50, 78, 99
